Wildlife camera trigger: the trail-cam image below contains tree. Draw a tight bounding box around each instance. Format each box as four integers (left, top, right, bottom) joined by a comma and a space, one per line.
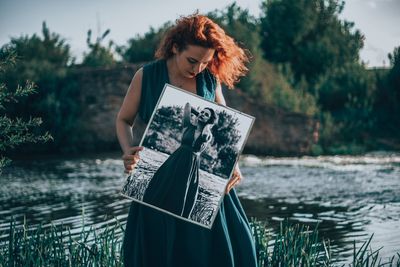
208, 3, 318, 115
82, 29, 116, 67
0, 22, 81, 154
374, 46, 400, 137
260, 0, 364, 88
387, 47, 400, 118
117, 23, 172, 63
0, 49, 52, 171
319, 62, 376, 142
208, 3, 264, 97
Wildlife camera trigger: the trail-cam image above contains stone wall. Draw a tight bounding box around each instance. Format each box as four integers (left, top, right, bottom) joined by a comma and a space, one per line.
72, 64, 317, 156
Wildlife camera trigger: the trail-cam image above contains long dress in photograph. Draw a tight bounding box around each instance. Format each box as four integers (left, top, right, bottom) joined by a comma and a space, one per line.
143, 122, 209, 218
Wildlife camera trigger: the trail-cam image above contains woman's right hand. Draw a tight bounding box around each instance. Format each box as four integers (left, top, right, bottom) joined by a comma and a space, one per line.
122, 146, 144, 174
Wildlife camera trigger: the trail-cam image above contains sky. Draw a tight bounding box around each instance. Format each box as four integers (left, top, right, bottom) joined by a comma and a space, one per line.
0, 0, 399, 67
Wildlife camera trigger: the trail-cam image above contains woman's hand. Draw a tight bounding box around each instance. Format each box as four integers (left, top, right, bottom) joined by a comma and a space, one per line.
225, 164, 243, 194
122, 146, 144, 174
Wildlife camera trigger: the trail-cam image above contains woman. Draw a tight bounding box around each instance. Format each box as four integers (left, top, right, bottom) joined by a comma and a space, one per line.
143, 103, 217, 219
116, 13, 258, 267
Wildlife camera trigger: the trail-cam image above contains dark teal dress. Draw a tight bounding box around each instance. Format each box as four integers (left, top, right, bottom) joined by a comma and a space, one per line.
123, 59, 258, 267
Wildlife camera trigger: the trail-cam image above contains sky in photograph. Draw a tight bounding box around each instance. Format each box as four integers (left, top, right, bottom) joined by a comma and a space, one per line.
0, 0, 399, 67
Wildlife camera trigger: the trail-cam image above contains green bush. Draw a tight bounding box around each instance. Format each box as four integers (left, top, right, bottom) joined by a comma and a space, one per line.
82, 29, 116, 67
0, 48, 52, 170
0, 22, 83, 155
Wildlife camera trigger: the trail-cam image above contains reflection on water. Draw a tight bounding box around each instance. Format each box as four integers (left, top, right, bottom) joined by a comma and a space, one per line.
1, 151, 399, 262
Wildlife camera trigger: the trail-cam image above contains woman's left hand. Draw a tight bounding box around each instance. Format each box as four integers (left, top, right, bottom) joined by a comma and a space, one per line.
225, 164, 243, 194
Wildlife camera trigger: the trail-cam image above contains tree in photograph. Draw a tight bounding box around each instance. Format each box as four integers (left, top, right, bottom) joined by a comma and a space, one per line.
143, 105, 183, 154
209, 110, 241, 177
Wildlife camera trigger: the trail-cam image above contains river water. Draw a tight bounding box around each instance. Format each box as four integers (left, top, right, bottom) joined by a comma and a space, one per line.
1, 151, 399, 262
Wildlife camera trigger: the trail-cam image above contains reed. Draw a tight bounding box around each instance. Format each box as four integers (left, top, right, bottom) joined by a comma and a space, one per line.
250, 219, 400, 267
1, 217, 399, 266
0, 217, 124, 266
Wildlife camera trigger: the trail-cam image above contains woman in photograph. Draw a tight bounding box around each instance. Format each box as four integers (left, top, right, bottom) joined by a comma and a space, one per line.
116, 13, 258, 267
143, 103, 217, 218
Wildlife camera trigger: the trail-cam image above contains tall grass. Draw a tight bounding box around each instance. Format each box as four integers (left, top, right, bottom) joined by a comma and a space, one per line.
251, 219, 400, 267
0, 217, 124, 266
1, 217, 399, 266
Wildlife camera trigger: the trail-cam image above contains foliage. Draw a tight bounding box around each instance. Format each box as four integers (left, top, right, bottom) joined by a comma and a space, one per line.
253, 220, 328, 266
0, 49, 52, 171
143, 105, 183, 153
208, 3, 319, 116
3, 22, 73, 68
258, 0, 397, 151
209, 109, 241, 177
0, 22, 82, 154
251, 219, 400, 266
373, 46, 400, 138
260, 0, 364, 88
388, 47, 400, 95
82, 29, 116, 67
1, 218, 124, 266
0, 4, 398, 155
208, 3, 263, 97
117, 22, 172, 63
319, 63, 377, 142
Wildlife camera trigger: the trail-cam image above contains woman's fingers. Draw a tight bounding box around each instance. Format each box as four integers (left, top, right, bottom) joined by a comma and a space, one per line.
130, 146, 144, 154
122, 154, 140, 164
122, 146, 144, 173
225, 171, 242, 194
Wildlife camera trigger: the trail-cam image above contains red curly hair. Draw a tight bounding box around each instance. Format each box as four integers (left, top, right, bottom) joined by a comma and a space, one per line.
155, 14, 249, 89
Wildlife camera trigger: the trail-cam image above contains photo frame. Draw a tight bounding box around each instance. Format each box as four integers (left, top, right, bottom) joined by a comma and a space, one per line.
121, 83, 255, 229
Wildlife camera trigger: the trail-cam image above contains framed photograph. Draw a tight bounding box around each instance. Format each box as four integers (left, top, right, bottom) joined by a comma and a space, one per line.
121, 84, 255, 229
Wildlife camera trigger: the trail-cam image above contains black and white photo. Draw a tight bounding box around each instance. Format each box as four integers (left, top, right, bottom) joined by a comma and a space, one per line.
121, 84, 254, 228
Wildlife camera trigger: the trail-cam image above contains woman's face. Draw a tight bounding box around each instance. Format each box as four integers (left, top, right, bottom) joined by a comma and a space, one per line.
198, 109, 212, 124
172, 44, 215, 78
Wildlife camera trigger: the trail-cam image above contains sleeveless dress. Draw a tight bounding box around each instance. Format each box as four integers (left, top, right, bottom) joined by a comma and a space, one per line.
142, 122, 210, 218
123, 59, 258, 267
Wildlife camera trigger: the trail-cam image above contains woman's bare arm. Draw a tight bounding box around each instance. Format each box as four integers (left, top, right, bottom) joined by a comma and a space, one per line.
214, 82, 226, 106
115, 68, 144, 173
